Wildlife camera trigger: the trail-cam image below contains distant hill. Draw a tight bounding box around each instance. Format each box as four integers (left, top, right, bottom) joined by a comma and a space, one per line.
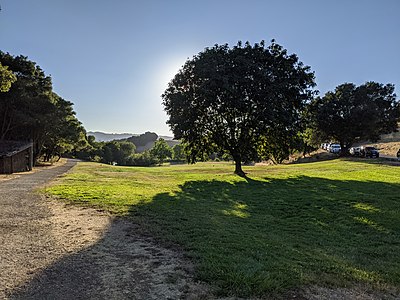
125, 132, 179, 152
126, 132, 158, 152
88, 131, 178, 152
88, 131, 136, 142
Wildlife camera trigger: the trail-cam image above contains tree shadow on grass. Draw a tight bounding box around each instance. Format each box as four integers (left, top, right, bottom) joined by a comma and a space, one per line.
128, 175, 400, 297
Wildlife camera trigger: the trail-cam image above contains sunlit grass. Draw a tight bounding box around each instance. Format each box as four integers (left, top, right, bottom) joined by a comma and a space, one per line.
45, 159, 400, 297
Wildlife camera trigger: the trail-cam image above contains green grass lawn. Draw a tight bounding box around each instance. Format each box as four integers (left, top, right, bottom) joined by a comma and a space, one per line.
45, 159, 400, 297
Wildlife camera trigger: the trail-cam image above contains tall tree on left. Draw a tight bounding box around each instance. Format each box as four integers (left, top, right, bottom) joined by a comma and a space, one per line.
0, 52, 53, 143
0, 51, 86, 162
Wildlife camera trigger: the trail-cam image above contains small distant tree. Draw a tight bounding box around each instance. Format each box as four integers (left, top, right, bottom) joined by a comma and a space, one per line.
102, 141, 135, 165
172, 143, 185, 161
87, 135, 96, 145
102, 144, 114, 164
307, 82, 400, 154
117, 141, 136, 165
150, 138, 172, 164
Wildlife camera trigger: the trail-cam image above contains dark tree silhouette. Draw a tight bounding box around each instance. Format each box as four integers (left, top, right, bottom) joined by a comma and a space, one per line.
162, 41, 315, 176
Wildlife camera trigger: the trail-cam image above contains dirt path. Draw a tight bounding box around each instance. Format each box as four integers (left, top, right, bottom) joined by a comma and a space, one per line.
0, 160, 210, 300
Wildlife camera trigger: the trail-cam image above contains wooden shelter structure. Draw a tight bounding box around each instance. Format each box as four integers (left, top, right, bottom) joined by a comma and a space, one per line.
0, 141, 33, 174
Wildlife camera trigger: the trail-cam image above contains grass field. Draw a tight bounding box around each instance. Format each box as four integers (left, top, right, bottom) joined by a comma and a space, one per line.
45, 159, 400, 297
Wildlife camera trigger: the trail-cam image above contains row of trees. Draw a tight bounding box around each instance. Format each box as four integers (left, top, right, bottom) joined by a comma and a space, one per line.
163, 41, 400, 176
0, 52, 87, 162
76, 137, 186, 166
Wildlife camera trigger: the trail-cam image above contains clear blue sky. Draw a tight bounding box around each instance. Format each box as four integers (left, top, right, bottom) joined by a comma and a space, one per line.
1, 0, 399, 135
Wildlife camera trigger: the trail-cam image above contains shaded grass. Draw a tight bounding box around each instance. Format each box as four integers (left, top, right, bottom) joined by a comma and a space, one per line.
45, 159, 400, 297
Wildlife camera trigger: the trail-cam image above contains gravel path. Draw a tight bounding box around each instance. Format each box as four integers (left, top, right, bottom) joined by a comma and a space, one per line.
0, 160, 210, 300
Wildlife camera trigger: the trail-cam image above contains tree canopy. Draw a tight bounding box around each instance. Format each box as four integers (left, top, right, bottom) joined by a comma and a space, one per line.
0, 51, 86, 162
162, 41, 315, 175
307, 82, 400, 153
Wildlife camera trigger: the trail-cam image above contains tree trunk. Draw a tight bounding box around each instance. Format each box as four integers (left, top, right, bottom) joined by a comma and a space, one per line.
340, 141, 349, 156
233, 155, 246, 177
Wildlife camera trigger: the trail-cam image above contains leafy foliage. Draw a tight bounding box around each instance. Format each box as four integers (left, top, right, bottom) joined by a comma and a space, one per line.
150, 138, 172, 164
101, 141, 136, 165
162, 40, 315, 175
41, 93, 88, 161
0, 62, 16, 92
171, 143, 186, 161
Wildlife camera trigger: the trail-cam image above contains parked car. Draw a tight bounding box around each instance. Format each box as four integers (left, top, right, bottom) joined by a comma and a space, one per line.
329, 144, 341, 154
349, 146, 361, 156
360, 146, 379, 158
397, 148, 400, 161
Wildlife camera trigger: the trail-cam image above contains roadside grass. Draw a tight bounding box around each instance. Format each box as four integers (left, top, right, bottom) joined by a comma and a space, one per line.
45, 159, 400, 297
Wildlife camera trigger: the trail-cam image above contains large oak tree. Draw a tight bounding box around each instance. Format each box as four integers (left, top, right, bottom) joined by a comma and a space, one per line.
162, 41, 315, 176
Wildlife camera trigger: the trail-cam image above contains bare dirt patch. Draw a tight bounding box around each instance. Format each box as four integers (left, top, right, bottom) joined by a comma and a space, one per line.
9, 200, 211, 300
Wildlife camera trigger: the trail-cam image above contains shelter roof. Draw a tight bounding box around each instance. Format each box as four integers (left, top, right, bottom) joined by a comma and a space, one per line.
0, 141, 33, 157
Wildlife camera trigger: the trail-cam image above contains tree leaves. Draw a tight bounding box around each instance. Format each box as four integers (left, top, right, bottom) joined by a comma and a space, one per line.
0, 62, 16, 92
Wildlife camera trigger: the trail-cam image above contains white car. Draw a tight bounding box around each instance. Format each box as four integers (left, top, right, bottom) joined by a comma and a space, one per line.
329, 144, 341, 154
349, 147, 361, 156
